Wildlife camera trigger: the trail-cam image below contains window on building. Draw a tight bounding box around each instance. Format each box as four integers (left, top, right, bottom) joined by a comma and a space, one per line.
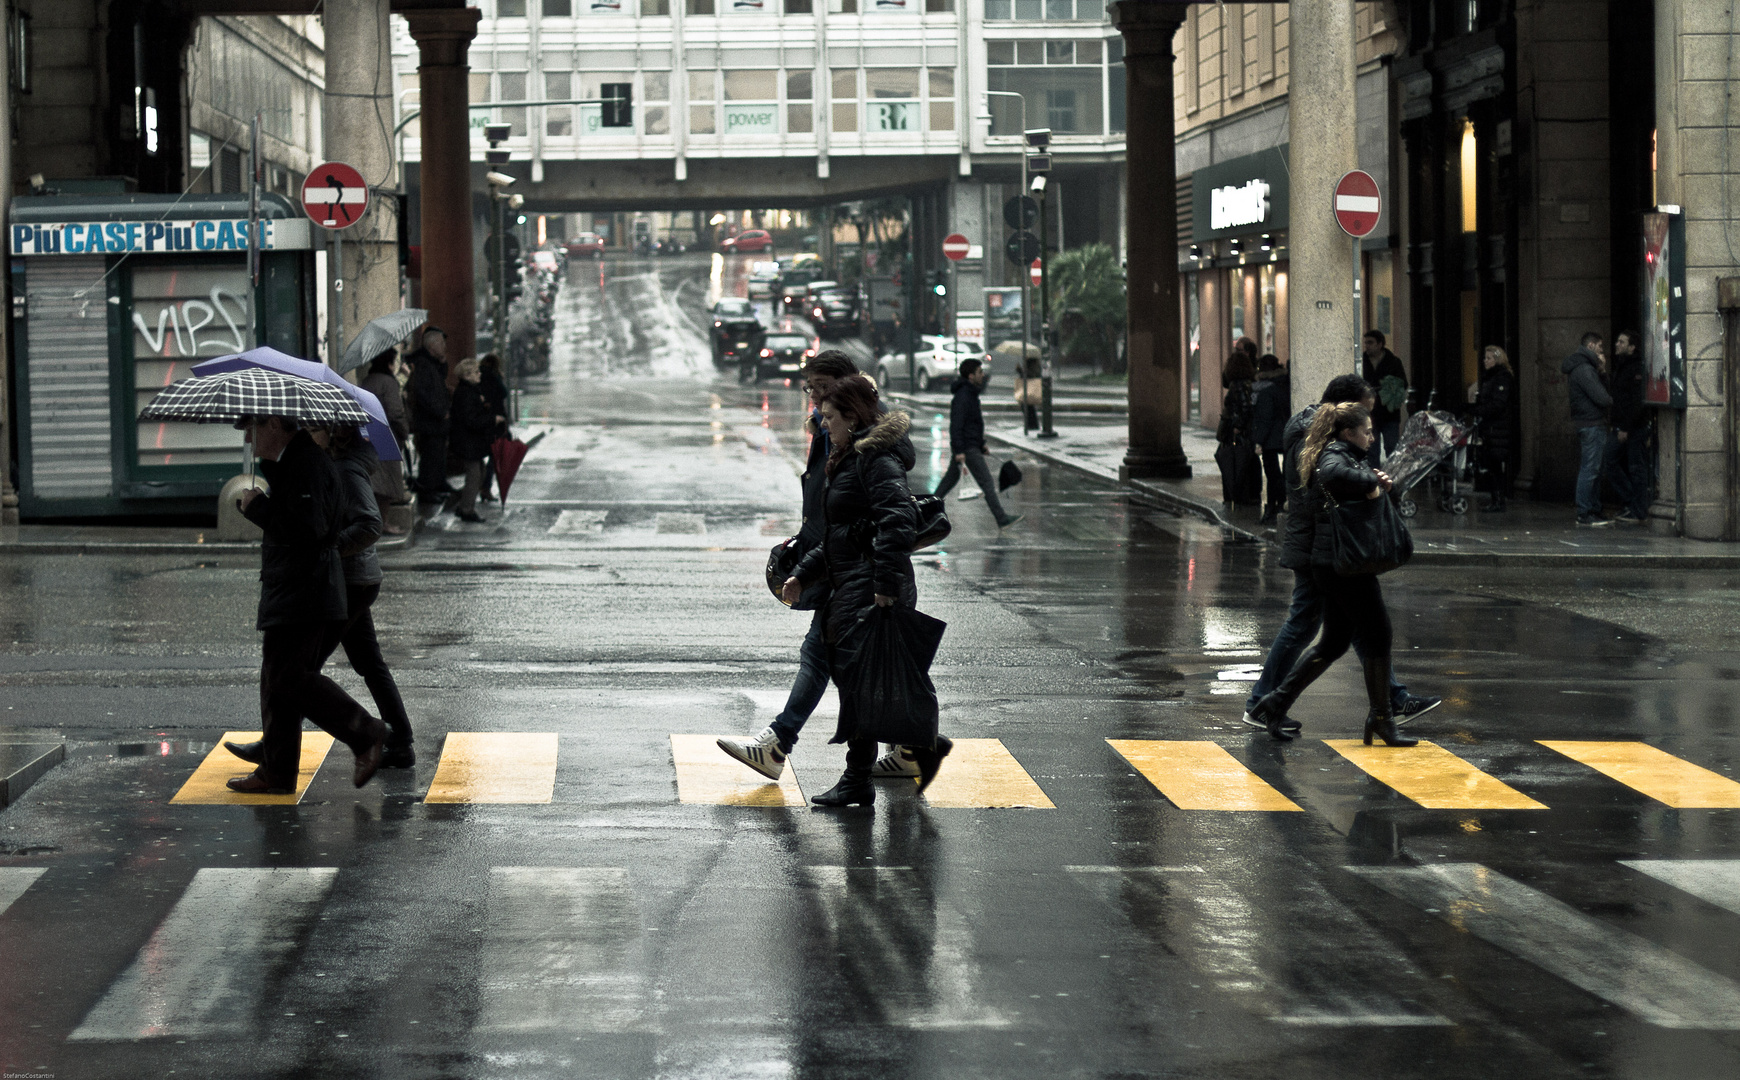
218, 146, 242, 193
785, 0, 813, 11
543, 0, 573, 14
643, 70, 671, 134
644, 0, 670, 13
865, 68, 918, 133
787, 70, 813, 134
828, 0, 858, 11
498, 0, 527, 16
498, 72, 528, 135
831, 68, 858, 133
545, 72, 573, 136
985, 39, 1107, 135
928, 68, 954, 132
985, 0, 1098, 20
689, 68, 716, 133
686, 0, 714, 13
8, 9, 30, 94
1108, 36, 1124, 133
925, 0, 955, 10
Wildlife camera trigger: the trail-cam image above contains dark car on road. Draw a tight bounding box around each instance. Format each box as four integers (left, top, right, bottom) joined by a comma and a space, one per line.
710, 297, 764, 367
808, 284, 860, 338
744, 332, 815, 383
778, 267, 823, 313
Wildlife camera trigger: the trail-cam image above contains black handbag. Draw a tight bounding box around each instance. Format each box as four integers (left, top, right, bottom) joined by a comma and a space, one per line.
766, 537, 826, 609
851, 457, 951, 552
1323, 487, 1414, 576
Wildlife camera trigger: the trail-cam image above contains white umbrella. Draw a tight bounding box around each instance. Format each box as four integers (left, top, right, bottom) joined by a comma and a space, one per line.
337, 307, 429, 374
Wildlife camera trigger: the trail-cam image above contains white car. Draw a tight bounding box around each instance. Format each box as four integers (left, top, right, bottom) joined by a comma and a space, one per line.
875, 335, 985, 392
747, 261, 780, 300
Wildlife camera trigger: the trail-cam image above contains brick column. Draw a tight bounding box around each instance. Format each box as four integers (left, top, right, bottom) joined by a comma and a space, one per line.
404, 7, 482, 380
1114, 2, 1192, 479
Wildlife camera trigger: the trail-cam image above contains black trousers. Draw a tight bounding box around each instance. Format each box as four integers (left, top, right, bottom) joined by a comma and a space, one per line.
1261, 448, 1285, 511
259, 622, 380, 786
412, 428, 449, 498
1262, 567, 1393, 717
316, 583, 412, 749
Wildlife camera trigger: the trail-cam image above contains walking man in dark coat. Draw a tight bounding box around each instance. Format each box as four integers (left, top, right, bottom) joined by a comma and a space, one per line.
932, 358, 1020, 528
405, 326, 452, 503
225, 415, 386, 794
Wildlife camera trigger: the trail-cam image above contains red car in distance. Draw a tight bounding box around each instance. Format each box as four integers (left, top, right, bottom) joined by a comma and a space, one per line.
720, 229, 774, 254
566, 232, 606, 259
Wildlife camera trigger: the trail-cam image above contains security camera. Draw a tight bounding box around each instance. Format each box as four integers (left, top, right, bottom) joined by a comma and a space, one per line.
1030, 175, 1047, 194
486, 171, 516, 187
508, 193, 525, 210
484, 123, 512, 144
485, 149, 511, 166
1024, 128, 1052, 149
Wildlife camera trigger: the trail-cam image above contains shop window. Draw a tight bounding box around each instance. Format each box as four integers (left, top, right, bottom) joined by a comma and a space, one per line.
1460, 118, 1478, 232
1186, 272, 1201, 420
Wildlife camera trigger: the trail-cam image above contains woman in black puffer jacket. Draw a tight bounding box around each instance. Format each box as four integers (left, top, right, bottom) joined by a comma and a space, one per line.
1248, 402, 1417, 748
784, 375, 950, 805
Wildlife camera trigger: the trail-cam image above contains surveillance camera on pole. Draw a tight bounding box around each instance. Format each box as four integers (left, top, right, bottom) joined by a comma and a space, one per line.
1024, 128, 1051, 149
508, 193, 525, 210
484, 122, 512, 145
486, 171, 516, 188
1030, 174, 1047, 194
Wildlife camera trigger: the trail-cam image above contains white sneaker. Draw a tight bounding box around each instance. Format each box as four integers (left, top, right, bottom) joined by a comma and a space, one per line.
717, 726, 787, 780
870, 744, 921, 778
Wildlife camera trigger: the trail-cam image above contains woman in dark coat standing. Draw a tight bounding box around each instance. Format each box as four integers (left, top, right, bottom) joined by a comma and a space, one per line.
450, 358, 503, 522
1247, 402, 1418, 748
477, 353, 511, 502
1470, 345, 1515, 511
783, 375, 950, 806
1215, 348, 1261, 506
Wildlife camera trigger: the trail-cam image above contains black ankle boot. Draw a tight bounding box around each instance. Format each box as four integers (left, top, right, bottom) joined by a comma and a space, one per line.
911, 735, 954, 793
1364, 714, 1419, 747
811, 772, 874, 807
1251, 694, 1301, 741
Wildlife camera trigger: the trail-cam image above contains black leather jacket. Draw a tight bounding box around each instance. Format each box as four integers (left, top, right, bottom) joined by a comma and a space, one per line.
1305, 441, 1384, 569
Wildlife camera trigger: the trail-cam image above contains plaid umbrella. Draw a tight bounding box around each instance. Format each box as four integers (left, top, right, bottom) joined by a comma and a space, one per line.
139, 367, 372, 426
193, 347, 402, 461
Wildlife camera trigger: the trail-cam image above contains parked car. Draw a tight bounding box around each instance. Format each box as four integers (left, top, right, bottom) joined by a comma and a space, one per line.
874, 335, 985, 392
743, 331, 815, 383
566, 232, 605, 259
709, 297, 764, 366
720, 229, 774, 254
747, 261, 781, 300
808, 284, 861, 338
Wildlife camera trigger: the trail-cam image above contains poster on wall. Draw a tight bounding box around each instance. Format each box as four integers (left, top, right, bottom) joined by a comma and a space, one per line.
588, 0, 623, 11
1642, 209, 1686, 409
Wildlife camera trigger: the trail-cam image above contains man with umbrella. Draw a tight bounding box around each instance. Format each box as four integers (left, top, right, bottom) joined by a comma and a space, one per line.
228, 413, 388, 793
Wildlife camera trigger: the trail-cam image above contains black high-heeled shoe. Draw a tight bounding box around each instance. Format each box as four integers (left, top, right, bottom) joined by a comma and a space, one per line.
811, 772, 875, 807
1363, 714, 1419, 747
912, 735, 954, 793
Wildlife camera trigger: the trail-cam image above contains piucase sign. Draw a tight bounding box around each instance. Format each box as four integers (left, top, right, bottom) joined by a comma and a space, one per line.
11, 219, 290, 256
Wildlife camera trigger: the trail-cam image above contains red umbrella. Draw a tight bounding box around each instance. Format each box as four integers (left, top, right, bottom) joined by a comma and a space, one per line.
491, 436, 529, 505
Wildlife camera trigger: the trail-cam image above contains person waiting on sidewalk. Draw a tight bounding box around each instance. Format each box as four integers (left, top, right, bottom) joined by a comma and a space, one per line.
1244, 374, 1440, 734
225, 415, 386, 794
1469, 345, 1516, 512
1247, 402, 1418, 748
1215, 349, 1261, 508
477, 353, 512, 503
406, 327, 452, 504
1562, 331, 1615, 527
933, 358, 1021, 529
359, 349, 412, 533
1605, 330, 1651, 524
1361, 330, 1409, 465
451, 358, 504, 524
1251, 354, 1290, 526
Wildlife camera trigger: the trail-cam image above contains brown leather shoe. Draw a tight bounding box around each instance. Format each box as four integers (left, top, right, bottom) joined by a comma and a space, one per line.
224, 739, 265, 764
226, 772, 292, 795
353, 721, 387, 788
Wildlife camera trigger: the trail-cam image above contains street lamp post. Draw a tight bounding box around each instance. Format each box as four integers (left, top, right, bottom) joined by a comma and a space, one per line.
1032, 172, 1055, 439
981, 90, 1031, 370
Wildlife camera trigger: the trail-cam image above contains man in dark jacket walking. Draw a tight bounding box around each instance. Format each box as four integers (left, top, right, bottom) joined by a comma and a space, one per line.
405, 326, 452, 503
1250, 355, 1290, 525
932, 358, 1020, 528
1242, 375, 1441, 732
225, 416, 385, 794
1604, 330, 1650, 523
1562, 331, 1614, 526
1361, 331, 1408, 465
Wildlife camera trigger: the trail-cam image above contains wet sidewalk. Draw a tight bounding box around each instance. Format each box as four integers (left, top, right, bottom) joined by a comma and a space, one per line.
983, 413, 1740, 567
0, 520, 416, 556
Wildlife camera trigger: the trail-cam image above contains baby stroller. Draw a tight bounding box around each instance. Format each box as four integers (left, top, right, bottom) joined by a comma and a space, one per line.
1384, 408, 1475, 518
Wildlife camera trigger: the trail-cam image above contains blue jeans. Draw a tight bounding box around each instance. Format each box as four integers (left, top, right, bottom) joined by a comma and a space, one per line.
1575, 425, 1606, 516
1246, 571, 1406, 714
770, 609, 830, 752
1603, 429, 1651, 518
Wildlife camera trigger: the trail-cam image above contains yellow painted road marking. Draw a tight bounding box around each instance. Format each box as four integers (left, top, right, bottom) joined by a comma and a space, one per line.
1325, 739, 1547, 810
670, 734, 805, 807
1539, 741, 1740, 809
170, 730, 333, 805
425, 733, 558, 804
1107, 739, 1302, 811
921, 738, 1055, 808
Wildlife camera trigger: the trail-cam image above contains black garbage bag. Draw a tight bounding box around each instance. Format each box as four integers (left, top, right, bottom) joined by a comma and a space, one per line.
832, 605, 946, 749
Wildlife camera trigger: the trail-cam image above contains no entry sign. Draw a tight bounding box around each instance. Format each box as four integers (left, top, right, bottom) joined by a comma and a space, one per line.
302, 162, 369, 229
1334, 170, 1381, 238
942, 233, 971, 261
1030, 258, 1043, 287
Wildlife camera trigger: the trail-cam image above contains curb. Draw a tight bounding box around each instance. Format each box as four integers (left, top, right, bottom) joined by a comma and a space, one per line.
1, 743, 66, 808
885, 391, 1126, 415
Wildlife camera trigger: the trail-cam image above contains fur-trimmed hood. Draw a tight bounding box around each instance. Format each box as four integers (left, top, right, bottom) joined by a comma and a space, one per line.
851, 409, 910, 457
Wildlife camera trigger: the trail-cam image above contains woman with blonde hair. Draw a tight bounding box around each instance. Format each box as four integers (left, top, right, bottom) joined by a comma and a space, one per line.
1246, 402, 1417, 747
451, 358, 505, 522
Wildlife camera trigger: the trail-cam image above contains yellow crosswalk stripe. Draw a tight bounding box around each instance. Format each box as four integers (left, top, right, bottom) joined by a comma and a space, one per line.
921, 738, 1055, 808
425, 733, 558, 804
670, 734, 805, 807
1107, 739, 1302, 811
1539, 741, 1740, 809
1325, 739, 1548, 810
170, 730, 332, 805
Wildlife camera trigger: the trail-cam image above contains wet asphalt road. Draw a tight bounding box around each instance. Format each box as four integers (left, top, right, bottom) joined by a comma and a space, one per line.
2, 254, 1739, 1079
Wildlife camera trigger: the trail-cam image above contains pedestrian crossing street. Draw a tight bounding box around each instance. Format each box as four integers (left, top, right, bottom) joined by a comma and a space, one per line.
168, 732, 1740, 811
6, 860, 1740, 1036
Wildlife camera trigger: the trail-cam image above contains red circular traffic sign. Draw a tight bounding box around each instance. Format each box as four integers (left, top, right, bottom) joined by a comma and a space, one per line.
942, 233, 971, 261
1333, 170, 1382, 238
1029, 258, 1043, 286
302, 162, 369, 229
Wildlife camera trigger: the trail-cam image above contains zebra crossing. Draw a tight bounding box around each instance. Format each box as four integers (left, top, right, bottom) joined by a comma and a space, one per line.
9, 859, 1740, 1039
166, 732, 1740, 812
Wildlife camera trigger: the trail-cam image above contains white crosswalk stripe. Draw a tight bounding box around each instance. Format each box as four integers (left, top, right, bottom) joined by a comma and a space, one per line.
1621, 859, 1740, 917
0, 867, 45, 914
69, 868, 337, 1041
1347, 862, 1740, 1029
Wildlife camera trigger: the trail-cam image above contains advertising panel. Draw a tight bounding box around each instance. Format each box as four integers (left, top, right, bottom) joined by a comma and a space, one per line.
1642, 210, 1687, 409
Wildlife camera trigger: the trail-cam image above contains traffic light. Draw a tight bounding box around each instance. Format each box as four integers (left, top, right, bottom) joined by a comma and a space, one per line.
602, 83, 633, 128
926, 269, 947, 297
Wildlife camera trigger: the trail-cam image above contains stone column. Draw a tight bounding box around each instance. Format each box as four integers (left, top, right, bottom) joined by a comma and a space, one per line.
1286, 0, 1359, 408
405, 7, 483, 381
323, 0, 400, 370
1114, 2, 1191, 479
0, 15, 13, 524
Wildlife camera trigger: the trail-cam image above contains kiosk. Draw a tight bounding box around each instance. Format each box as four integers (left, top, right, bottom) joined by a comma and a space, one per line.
8, 193, 317, 518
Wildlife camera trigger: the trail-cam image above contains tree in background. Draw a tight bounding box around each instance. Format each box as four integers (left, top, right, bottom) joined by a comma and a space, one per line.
1049, 243, 1126, 374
